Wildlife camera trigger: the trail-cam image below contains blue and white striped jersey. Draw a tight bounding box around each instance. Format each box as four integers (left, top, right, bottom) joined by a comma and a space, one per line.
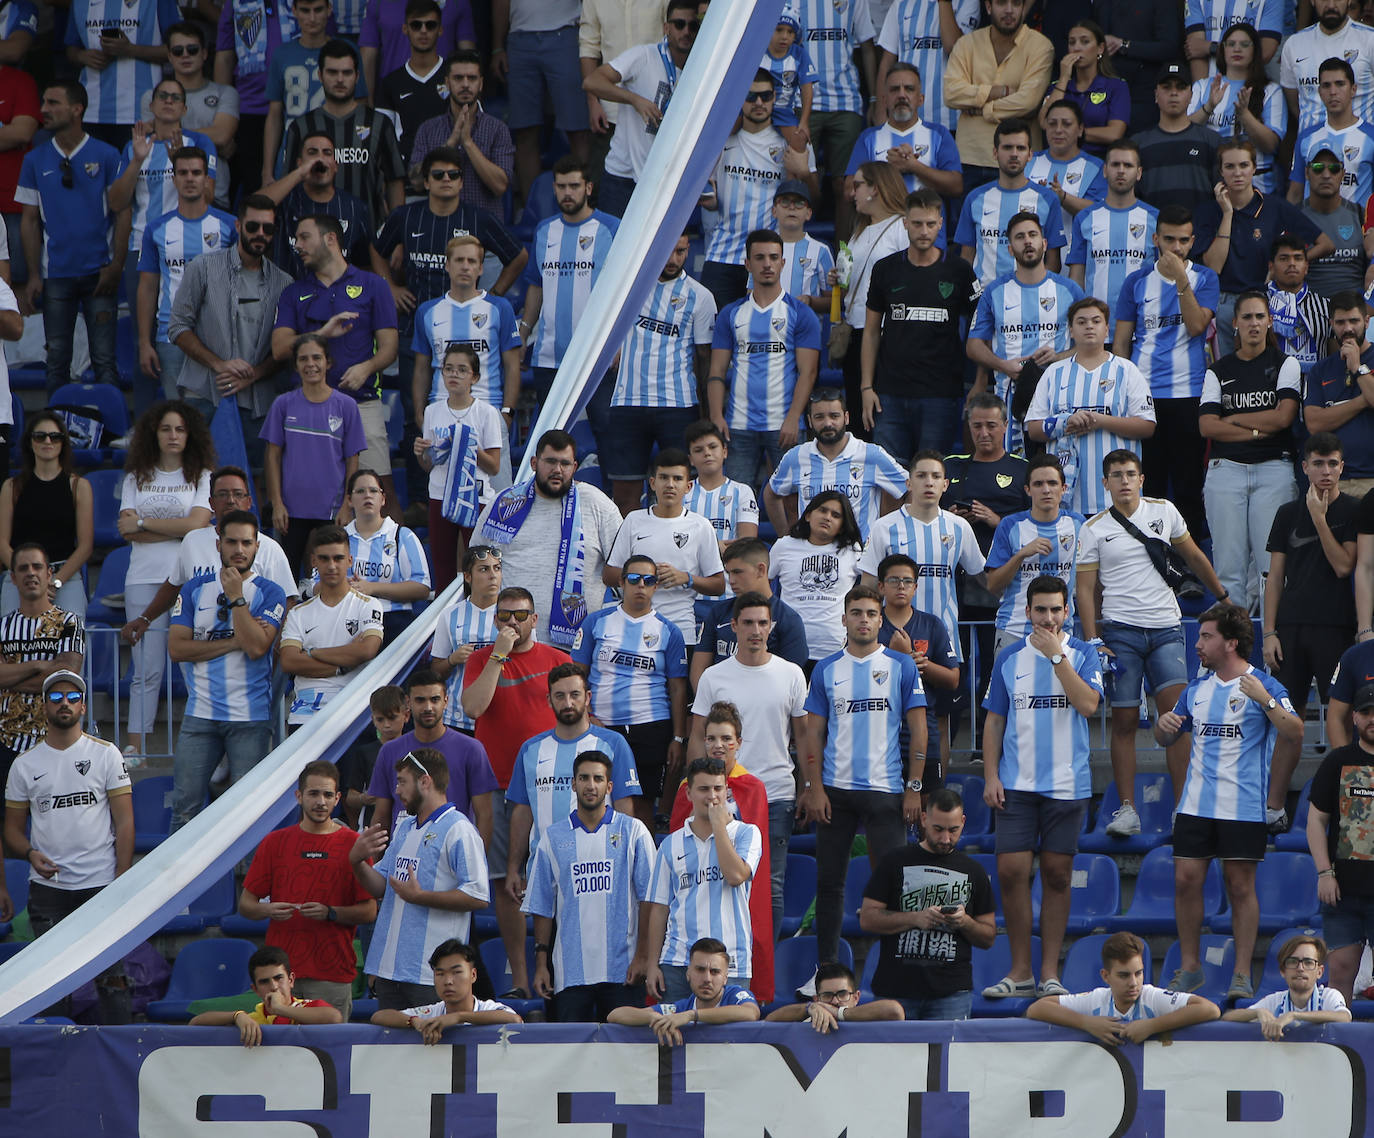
412, 290, 521, 408
649, 818, 762, 974
430, 598, 497, 730
1280, 21, 1374, 135
876, 0, 981, 129
119, 130, 219, 253
1059, 984, 1195, 1021
365, 803, 490, 984
847, 120, 962, 194
1026, 150, 1107, 248
968, 270, 1083, 450
571, 604, 689, 725
1174, 666, 1294, 823
705, 127, 802, 265
954, 180, 1066, 285
859, 507, 985, 661
761, 41, 816, 127
170, 572, 287, 722
767, 434, 908, 540
1185, 0, 1283, 41
983, 635, 1103, 799
523, 807, 656, 991
137, 207, 237, 340
1188, 78, 1288, 193
614, 271, 717, 409
0, 1, 38, 42
804, 647, 926, 792
507, 728, 642, 857
713, 291, 823, 432
986, 510, 1085, 637
1250, 986, 1348, 1016
683, 478, 759, 542
1291, 117, 1374, 205
796, 0, 875, 115
1066, 202, 1158, 326
525, 210, 620, 369
1025, 354, 1156, 517
1116, 262, 1221, 400
780, 235, 835, 300
65, 0, 182, 125
340, 517, 431, 613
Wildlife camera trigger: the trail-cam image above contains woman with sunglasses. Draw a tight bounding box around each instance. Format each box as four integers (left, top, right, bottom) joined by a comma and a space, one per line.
1187, 23, 1285, 195
0, 414, 93, 618
768, 490, 864, 666
118, 400, 215, 761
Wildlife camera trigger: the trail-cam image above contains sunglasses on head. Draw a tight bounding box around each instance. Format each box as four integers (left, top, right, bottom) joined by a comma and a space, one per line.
169, 43, 201, 56
31, 430, 64, 443
467, 547, 500, 562
243, 219, 276, 235
623, 572, 658, 586
496, 608, 532, 622
408, 17, 439, 28
402, 750, 429, 777
45, 690, 83, 704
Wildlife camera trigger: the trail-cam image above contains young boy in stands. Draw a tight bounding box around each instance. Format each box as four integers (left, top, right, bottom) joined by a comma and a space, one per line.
1222, 933, 1351, 1039
1025, 931, 1219, 1043
371, 939, 521, 1042
190, 946, 342, 1046
348, 683, 408, 826
609, 936, 760, 1045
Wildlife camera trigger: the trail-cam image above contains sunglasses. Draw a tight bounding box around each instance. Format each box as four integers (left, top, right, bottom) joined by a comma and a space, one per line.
428, 168, 462, 180
45, 690, 83, 704
496, 608, 532, 622
154, 90, 186, 102
1309, 161, 1342, 173
623, 572, 658, 586
168, 43, 202, 56
30, 430, 64, 443
243, 219, 276, 235
402, 750, 429, 777
467, 547, 500, 562
667, 17, 700, 30
744, 89, 775, 103
408, 18, 439, 28
59, 157, 73, 189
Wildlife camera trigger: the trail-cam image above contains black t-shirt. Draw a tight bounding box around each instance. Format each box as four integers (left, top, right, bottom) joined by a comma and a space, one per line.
1266, 494, 1360, 627
1357, 487, 1374, 535
943, 453, 1030, 552
863, 844, 994, 999
1200, 345, 1301, 464
375, 64, 449, 162
1309, 743, 1374, 899
866, 251, 981, 400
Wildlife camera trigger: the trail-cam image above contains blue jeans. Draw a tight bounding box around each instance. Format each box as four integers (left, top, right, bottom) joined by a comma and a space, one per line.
1213, 291, 1239, 359
5, 213, 26, 284
722, 428, 784, 497
43, 271, 118, 396
768, 797, 796, 937
1203, 457, 1296, 611
170, 715, 275, 832
873, 394, 961, 467
897, 991, 972, 1020
154, 340, 185, 401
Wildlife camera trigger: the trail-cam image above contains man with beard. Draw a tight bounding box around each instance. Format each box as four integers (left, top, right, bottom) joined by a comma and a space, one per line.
260, 133, 374, 278
239, 760, 378, 1019
859, 787, 996, 1019
764, 388, 907, 539
1066, 139, 1156, 331
167, 510, 287, 832
506, 663, 641, 901
605, 234, 717, 517
367, 669, 497, 839
351, 747, 490, 1011
845, 63, 963, 198
1305, 292, 1374, 499
3, 671, 132, 1022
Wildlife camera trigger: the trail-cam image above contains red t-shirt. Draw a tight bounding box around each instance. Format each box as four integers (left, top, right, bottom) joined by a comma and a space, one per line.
242, 823, 373, 983
0, 68, 38, 214
463, 642, 569, 787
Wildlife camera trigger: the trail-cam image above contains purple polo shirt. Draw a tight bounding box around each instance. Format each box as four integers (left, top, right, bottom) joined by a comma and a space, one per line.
367, 727, 499, 823
259, 388, 367, 519
273, 264, 398, 401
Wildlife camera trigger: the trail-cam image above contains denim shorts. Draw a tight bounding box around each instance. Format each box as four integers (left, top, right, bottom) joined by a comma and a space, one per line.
601, 405, 701, 481
994, 789, 1087, 855
507, 27, 590, 132
1322, 895, 1374, 952
1100, 620, 1187, 707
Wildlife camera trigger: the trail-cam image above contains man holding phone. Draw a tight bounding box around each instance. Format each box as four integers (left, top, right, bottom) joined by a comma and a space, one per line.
65, 0, 178, 147
858, 786, 996, 1020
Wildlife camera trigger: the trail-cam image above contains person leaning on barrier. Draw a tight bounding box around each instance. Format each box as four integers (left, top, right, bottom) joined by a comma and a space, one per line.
371, 939, 520, 1041
765, 962, 904, 1031
190, 945, 343, 1045
608, 936, 760, 1045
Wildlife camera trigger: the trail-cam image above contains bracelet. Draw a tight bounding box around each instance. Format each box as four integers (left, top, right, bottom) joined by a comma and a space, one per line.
136, 615, 150, 626
1319, 868, 1336, 878
693, 1007, 700, 1023
234, 1009, 248, 1021
491, 652, 510, 665
1360, 629, 1373, 637
408, 1015, 419, 1027
684, 572, 693, 590
836, 1004, 846, 1021
1263, 630, 1278, 638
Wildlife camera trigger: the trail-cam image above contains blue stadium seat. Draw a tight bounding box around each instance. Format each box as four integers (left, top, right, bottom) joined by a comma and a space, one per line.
7, 393, 20, 462
350, 997, 379, 1022
220, 913, 271, 937
145, 938, 259, 1022
1231, 924, 1323, 1009
0, 858, 30, 939
771, 935, 853, 1009
51, 380, 130, 444
840, 857, 870, 937
970, 934, 1042, 1017
1273, 780, 1313, 851
788, 828, 816, 855
0, 941, 25, 962
780, 853, 816, 937
513, 171, 556, 242
1030, 853, 1121, 934
1060, 934, 1152, 995
1104, 845, 1225, 934
85, 546, 131, 626
380, 389, 404, 451
131, 774, 175, 852
1160, 935, 1235, 1005
968, 852, 1002, 923
1211, 852, 1320, 934
478, 936, 543, 1018
1079, 773, 1175, 854
158, 871, 237, 934
86, 469, 126, 548
944, 773, 993, 850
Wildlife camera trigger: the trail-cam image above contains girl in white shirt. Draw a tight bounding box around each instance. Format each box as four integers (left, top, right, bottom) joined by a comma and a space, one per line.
117, 401, 214, 760
769, 490, 864, 662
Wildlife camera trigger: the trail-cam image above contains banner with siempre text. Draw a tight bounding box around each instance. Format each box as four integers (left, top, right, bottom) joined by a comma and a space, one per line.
0, 1020, 1368, 1136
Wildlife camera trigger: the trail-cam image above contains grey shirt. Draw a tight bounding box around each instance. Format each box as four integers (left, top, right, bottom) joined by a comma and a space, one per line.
1303, 199, 1367, 296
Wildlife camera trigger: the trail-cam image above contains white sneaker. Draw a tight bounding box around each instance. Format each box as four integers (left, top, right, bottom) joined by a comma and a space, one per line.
122, 743, 145, 771
1105, 803, 1141, 838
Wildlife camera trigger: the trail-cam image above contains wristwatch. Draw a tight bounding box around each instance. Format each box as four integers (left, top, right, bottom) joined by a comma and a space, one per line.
905, 778, 923, 793
1050, 652, 1065, 666
136, 516, 145, 530
1359, 365, 1371, 377
1265, 697, 1277, 710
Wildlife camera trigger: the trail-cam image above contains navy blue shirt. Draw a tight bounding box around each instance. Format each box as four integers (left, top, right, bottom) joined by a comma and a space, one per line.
1304, 344, 1374, 478
1193, 190, 1322, 293
694, 593, 810, 670
273, 264, 398, 401
879, 608, 960, 760
1329, 638, 1374, 705
15, 135, 122, 277
274, 183, 375, 280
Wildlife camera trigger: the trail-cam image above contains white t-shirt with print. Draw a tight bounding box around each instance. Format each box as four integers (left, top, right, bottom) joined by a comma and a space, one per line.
120, 467, 212, 585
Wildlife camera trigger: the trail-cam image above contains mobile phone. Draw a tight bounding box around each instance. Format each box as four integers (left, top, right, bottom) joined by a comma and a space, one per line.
100, 24, 120, 37
939, 905, 959, 915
